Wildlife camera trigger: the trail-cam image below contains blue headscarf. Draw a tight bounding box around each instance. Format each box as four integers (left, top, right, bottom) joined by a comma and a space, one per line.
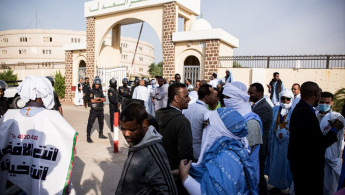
190, 107, 258, 195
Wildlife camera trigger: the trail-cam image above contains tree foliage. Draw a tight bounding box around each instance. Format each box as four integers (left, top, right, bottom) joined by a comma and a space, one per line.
0, 68, 18, 86
233, 61, 242, 68
54, 71, 65, 98
148, 61, 163, 77
333, 88, 345, 113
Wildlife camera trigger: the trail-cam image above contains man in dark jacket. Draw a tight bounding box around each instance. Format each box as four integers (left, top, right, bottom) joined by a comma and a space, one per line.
116, 102, 177, 195
288, 81, 343, 194
108, 78, 119, 132
248, 82, 273, 195
83, 77, 91, 108
267, 72, 283, 106
118, 78, 131, 110
156, 82, 193, 195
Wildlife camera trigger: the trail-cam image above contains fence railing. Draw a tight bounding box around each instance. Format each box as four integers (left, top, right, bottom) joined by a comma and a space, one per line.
0, 61, 65, 70
219, 55, 345, 69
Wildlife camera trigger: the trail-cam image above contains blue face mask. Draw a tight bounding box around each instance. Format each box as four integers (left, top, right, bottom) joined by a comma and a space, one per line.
318, 104, 331, 112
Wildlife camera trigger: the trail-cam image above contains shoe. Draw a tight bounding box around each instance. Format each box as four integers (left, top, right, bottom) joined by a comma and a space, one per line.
99, 134, 108, 139
110, 128, 114, 132
87, 136, 93, 143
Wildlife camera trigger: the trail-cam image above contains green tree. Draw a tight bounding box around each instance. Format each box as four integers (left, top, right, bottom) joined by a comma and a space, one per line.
148, 61, 163, 77
0, 68, 18, 86
333, 88, 345, 113
54, 71, 65, 98
233, 61, 242, 68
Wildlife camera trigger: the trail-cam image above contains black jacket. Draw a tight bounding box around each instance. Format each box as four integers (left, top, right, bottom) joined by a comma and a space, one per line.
269, 79, 282, 100
288, 100, 337, 194
155, 106, 194, 170
252, 98, 273, 156
108, 87, 119, 111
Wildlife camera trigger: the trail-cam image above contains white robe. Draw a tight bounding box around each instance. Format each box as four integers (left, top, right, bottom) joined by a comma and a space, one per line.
0, 108, 78, 195
132, 85, 154, 116
74, 82, 83, 106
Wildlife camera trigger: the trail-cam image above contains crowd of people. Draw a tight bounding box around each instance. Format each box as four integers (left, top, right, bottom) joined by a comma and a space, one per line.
0, 70, 345, 195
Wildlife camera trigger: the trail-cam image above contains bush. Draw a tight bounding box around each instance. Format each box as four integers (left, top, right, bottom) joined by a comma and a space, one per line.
148, 61, 163, 77
333, 88, 345, 113
0, 68, 18, 86
54, 71, 65, 98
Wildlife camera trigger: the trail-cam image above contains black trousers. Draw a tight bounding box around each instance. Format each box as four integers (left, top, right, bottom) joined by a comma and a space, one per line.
109, 107, 119, 132
259, 154, 268, 195
84, 98, 91, 108
86, 109, 104, 136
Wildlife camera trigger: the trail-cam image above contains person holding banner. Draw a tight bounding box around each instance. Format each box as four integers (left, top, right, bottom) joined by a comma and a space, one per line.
0, 75, 78, 195
108, 78, 120, 132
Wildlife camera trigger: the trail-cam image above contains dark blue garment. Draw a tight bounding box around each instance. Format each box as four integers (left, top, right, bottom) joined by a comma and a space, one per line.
338, 145, 345, 190
190, 136, 258, 195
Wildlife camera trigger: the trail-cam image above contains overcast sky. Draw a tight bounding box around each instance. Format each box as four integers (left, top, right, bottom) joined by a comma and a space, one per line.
1, 0, 344, 63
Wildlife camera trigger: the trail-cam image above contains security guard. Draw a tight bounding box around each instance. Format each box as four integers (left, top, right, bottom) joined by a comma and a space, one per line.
108, 78, 120, 132
83, 77, 91, 108
118, 78, 131, 110
0, 80, 9, 118
86, 77, 108, 143
45, 76, 63, 116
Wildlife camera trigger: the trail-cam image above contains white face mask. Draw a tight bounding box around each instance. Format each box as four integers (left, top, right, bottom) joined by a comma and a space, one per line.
224, 98, 237, 108
280, 103, 291, 109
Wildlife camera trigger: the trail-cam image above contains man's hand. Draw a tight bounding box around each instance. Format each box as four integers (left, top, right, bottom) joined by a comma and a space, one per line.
266, 84, 271, 88
329, 119, 344, 131
179, 159, 192, 181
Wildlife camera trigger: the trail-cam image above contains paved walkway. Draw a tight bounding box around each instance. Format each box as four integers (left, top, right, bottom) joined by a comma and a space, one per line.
63, 103, 128, 195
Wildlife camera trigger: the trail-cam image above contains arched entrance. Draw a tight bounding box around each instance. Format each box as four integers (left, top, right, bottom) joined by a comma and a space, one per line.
184, 55, 200, 85
79, 60, 86, 80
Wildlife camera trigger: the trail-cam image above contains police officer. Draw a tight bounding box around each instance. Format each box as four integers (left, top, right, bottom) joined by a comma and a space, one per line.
0, 80, 9, 118
83, 77, 91, 108
45, 76, 63, 116
86, 77, 107, 143
108, 78, 120, 132
118, 78, 131, 110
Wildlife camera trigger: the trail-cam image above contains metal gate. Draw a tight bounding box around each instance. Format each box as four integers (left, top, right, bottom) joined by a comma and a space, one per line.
96, 67, 127, 104
184, 66, 200, 85
78, 67, 86, 80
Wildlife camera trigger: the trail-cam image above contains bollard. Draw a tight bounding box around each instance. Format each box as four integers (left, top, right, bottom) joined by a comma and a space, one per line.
114, 112, 119, 153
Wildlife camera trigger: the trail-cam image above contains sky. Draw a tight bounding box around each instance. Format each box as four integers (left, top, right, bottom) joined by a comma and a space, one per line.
0, 0, 344, 63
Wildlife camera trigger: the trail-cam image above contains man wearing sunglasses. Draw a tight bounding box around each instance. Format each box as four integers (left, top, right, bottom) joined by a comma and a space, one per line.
266, 89, 294, 193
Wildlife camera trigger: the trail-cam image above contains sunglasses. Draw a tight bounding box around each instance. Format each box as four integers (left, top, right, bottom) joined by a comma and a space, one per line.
281, 97, 291, 101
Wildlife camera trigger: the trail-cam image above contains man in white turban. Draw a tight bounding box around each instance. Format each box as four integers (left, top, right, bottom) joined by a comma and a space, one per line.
266, 88, 294, 193
222, 81, 263, 182
0, 76, 77, 195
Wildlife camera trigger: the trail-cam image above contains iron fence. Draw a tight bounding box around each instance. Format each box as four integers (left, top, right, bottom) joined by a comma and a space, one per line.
219, 55, 345, 69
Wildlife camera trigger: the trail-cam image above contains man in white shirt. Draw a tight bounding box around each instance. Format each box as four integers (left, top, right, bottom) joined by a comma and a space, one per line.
209, 73, 220, 88
185, 79, 194, 92
132, 79, 152, 115
183, 84, 214, 159
151, 77, 168, 111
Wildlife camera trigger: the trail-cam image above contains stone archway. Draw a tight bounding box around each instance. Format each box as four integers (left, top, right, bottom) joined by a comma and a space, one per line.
78, 60, 86, 80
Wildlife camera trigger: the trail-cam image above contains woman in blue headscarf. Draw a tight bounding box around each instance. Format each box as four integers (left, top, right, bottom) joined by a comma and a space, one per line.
179, 107, 258, 195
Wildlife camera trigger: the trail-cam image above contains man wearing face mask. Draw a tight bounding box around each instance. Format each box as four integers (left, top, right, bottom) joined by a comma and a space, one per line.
288, 82, 344, 195
223, 82, 263, 183
265, 89, 294, 193
316, 92, 345, 195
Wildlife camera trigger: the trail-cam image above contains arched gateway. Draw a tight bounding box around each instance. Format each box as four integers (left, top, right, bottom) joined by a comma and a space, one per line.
64, 0, 239, 102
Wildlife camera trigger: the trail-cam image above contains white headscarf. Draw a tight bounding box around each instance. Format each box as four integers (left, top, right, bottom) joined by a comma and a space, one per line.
222, 82, 252, 116
17, 76, 55, 109
279, 88, 294, 116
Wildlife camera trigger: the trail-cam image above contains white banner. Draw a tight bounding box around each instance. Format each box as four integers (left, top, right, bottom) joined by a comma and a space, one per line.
0, 109, 78, 195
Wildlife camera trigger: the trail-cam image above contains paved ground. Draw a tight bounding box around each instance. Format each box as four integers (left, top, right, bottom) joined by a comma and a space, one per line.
63, 103, 128, 195
62, 103, 289, 195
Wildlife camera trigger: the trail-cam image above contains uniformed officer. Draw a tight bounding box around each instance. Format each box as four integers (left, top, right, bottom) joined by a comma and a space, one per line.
118, 78, 131, 110
45, 76, 63, 116
86, 77, 107, 143
0, 80, 9, 118
83, 77, 91, 108
108, 78, 120, 132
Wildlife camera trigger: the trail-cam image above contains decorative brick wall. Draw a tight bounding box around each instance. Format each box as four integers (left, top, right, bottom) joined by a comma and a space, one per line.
204, 39, 220, 82
162, 2, 177, 81
86, 17, 96, 83
64, 50, 73, 103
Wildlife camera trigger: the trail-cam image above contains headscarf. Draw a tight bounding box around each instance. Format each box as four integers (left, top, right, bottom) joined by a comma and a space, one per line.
197, 107, 249, 165
222, 82, 252, 117
225, 69, 234, 83
190, 107, 257, 194
279, 88, 294, 116
17, 76, 55, 109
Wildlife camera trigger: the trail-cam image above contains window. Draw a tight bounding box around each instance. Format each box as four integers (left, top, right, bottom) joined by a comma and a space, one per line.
139, 46, 143, 51
43, 37, 53, 42
43, 50, 45, 54
50, 37, 52, 42
78, 38, 80, 43
139, 57, 143, 61
139, 68, 144, 72
19, 49, 26, 54
1, 50, 7, 55
20, 37, 28, 42
1, 38, 8, 42
71, 38, 74, 43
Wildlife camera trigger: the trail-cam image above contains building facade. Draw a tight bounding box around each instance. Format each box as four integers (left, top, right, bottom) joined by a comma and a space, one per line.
0, 29, 155, 79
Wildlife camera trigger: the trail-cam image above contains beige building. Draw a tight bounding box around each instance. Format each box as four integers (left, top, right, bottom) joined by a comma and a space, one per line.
0, 29, 155, 79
